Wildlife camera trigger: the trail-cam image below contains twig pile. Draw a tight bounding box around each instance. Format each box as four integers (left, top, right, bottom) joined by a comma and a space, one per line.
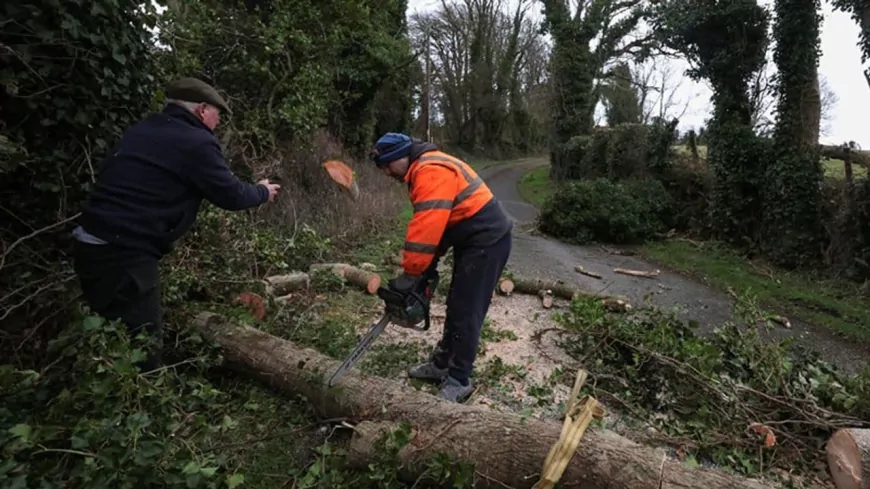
553, 297, 870, 476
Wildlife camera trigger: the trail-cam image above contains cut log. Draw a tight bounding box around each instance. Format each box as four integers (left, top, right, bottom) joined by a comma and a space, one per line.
614, 268, 660, 279
193, 311, 774, 489
231, 292, 266, 320
343, 266, 382, 295
509, 277, 629, 305
308, 263, 381, 294
497, 277, 515, 296
538, 289, 553, 309
264, 272, 310, 296
511, 278, 582, 301
827, 428, 870, 489
574, 265, 602, 279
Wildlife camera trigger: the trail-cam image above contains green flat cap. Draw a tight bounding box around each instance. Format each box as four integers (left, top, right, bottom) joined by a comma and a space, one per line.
165, 77, 232, 115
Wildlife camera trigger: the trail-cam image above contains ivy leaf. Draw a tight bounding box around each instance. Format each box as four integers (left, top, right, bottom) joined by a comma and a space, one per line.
226, 473, 245, 488
83, 315, 103, 331
8, 424, 31, 442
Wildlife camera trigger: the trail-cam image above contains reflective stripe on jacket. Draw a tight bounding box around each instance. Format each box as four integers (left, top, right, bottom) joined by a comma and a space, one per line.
401, 150, 501, 276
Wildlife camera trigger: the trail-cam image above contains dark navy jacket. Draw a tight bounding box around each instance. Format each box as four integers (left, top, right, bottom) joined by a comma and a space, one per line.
78, 104, 268, 258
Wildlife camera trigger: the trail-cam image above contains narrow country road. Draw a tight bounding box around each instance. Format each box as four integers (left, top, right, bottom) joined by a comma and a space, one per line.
478, 159, 870, 375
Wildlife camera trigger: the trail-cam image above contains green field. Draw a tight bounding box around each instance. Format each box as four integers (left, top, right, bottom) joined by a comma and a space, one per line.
673, 144, 868, 180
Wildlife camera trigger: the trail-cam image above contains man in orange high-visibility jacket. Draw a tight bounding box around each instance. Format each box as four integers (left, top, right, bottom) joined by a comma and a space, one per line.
370, 132, 513, 402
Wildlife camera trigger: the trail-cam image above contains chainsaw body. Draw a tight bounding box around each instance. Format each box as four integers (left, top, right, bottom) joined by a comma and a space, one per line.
325, 269, 440, 387
378, 270, 439, 331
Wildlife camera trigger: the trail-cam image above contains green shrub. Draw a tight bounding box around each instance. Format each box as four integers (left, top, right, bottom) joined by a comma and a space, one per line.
551, 120, 678, 182
538, 178, 674, 244
659, 155, 714, 233
0, 313, 234, 489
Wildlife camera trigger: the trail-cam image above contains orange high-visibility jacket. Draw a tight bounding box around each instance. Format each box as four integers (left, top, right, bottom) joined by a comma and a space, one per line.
401, 150, 503, 276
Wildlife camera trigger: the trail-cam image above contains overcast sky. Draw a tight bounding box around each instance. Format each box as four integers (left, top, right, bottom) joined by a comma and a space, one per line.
407, 0, 870, 149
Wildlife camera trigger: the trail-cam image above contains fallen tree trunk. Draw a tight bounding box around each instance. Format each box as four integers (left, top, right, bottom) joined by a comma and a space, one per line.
827, 428, 870, 489
499, 276, 631, 312
193, 311, 773, 489
309, 263, 381, 294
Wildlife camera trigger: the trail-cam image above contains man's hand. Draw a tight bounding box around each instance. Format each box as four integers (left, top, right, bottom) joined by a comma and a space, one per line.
258, 179, 281, 202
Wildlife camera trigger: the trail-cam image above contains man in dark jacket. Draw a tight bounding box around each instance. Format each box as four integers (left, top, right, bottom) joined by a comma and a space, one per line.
71, 77, 280, 371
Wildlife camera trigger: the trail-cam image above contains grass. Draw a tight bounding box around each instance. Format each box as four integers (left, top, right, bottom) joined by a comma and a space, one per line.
640, 240, 870, 341
516, 164, 554, 207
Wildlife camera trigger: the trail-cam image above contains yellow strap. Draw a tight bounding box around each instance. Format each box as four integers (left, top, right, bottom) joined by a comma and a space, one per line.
533, 369, 606, 489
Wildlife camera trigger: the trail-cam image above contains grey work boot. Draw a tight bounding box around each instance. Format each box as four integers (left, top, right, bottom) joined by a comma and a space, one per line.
437, 376, 474, 403
407, 360, 449, 382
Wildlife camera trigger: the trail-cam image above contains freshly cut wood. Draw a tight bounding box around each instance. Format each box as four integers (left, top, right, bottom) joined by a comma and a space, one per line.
614, 267, 660, 279
538, 289, 553, 309
535, 369, 605, 489
264, 272, 310, 296
193, 312, 773, 489
343, 266, 382, 294
497, 277, 515, 295
308, 263, 381, 294
827, 428, 870, 489
602, 298, 632, 313
768, 315, 792, 329
231, 292, 266, 320
574, 265, 602, 279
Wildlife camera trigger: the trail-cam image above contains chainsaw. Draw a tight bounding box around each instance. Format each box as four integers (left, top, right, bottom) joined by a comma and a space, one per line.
326, 269, 439, 387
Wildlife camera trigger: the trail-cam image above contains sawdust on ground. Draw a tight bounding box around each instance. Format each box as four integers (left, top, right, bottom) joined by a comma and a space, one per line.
353, 291, 640, 437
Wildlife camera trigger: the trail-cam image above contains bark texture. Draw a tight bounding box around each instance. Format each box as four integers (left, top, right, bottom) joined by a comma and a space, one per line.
193, 311, 774, 489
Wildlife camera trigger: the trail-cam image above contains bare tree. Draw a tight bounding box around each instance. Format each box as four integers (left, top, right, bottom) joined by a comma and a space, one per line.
748, 54, 838, 139
409, 0, 542, 152
629, 57, 694, 124
819, 74, 838, 138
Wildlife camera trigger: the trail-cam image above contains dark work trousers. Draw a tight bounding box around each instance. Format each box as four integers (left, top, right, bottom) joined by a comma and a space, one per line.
432, 230, 512, 384
72, 240, 163, 371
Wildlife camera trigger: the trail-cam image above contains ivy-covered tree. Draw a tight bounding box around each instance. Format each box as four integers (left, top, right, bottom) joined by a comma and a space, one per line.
831, 0, 870, 72
763, 0, 824, 267
602, 62, 642, 126
651, 0, 770, 245
539, 0, 649, 179
0, 0, 162, 347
